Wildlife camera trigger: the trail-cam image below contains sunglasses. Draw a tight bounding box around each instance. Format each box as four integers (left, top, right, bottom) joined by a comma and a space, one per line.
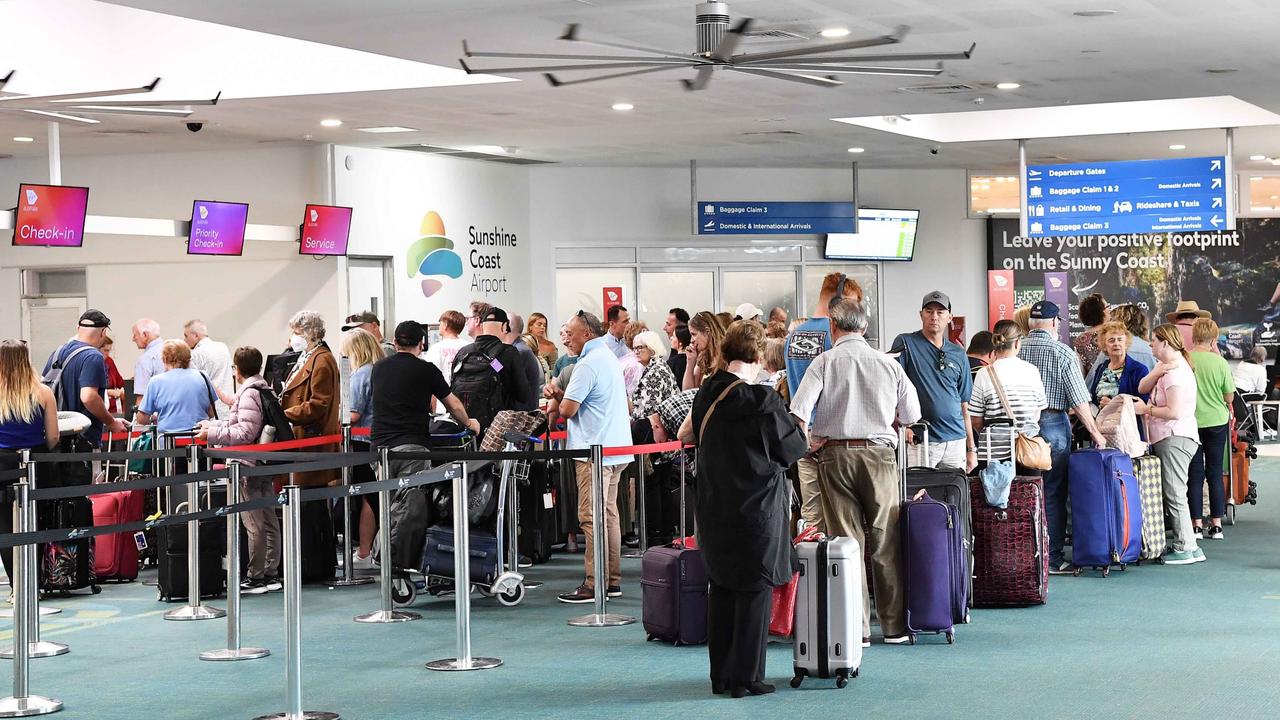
937, 348, 947, 371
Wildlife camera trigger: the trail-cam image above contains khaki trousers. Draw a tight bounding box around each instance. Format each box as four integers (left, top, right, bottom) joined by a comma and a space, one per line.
796, 455, 824, 532
575, 460, 628, 589
815, 445, 903, 637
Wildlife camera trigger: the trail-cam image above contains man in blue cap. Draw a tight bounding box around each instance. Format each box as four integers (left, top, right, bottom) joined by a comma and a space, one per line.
1018, 300, 1107, 574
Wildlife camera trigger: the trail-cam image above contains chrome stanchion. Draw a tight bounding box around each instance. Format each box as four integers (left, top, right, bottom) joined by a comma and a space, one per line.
252, 486, 339, 720
568, 445, 635, 628
0, 477, 63, 717
622, 457, 646, 559
201, 462, 269, 661
427, 462, 502, 671
164, 443, 224, 621
498, 445, 539, 590
331, 426, 371, 588
1, 452, 68, 660
354, 448, 420, 623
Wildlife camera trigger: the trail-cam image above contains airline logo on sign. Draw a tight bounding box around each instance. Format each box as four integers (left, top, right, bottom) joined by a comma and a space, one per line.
24, 188, 37, 206
198, 205, 209, 220
309, 208, 319, 223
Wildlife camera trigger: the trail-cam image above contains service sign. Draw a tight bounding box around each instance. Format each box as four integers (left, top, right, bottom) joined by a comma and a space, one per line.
299, 204, 353, 256
1024, 156, 1227, 237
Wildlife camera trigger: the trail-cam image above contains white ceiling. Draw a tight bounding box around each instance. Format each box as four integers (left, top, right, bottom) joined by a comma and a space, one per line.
3, 0, 1280, 171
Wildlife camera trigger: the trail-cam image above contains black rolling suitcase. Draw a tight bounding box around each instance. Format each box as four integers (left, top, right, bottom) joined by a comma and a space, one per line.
517, 460, 557, 564
156, 520, 224, 602
39, 497, 99, 597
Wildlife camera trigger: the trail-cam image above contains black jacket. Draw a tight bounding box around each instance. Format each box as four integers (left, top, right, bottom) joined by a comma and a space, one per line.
456, 335, 534, 412
690, 370, 808, 590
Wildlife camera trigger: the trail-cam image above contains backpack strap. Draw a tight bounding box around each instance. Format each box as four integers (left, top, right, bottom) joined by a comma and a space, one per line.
54, 343, 94, 370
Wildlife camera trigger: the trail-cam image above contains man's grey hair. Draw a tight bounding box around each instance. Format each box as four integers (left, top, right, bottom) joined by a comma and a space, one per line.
1251, 345, 1268, 364
1029, 317, 1056, 330
509, 314, 526, 335
828, 296, 870, 334
289, 310, 326, 341
572, 311, 604, 338
135, 318, 160, 336
183, 319, 208, 337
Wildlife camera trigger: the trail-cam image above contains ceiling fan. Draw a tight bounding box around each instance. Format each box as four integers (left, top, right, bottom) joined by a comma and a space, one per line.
459, 1, 974, 91
0, 71, 220, 125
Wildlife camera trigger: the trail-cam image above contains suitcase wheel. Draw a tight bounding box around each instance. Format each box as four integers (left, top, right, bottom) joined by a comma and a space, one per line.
91, 585, 101, 595
908, 634, 916, 646
496, 583, 525, 607
790, 675, 804, 689
835, 671, 848, 689
946, 632, 954, 645
1102, 567, 1111, 578
390, 576, 417, 607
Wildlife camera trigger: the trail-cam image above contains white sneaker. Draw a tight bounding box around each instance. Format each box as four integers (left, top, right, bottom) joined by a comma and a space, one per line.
351, 551, 378, 570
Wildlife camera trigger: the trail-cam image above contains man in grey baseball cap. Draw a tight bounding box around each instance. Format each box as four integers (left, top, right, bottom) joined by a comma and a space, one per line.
888, 290, 976, 471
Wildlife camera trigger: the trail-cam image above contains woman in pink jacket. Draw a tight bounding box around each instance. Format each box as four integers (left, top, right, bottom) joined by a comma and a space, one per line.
196, 347, 282, 594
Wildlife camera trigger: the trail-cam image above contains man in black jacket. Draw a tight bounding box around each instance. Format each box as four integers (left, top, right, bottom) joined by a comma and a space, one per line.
451, 306, 533, 431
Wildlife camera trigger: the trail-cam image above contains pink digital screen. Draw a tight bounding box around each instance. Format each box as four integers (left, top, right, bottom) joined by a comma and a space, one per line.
12, 183, 90, 247
187, 200, 249, 256
298, 204, 352, 256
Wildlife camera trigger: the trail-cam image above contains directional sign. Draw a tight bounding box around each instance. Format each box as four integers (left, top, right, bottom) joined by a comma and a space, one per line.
697, 201, 855, 235
1024, 156, 1227, 237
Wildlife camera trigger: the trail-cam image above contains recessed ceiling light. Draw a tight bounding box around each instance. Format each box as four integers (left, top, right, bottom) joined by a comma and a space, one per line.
1250, 154, 1267, 161
995, 82, 1021, 90
1073, 10, 1118, 17
1271, 195, 1278, 200
471, 145, 506, 154
320, 118, 343, 127
847, 147, 864, 153
1169, 144, 1186, 150
355, 126, 417, 133
820, 28, 851, 38
1081, 49, 1103, 53
611, 102, 634, 111
1251, 176, 1262, 181
13, 136, 34, 142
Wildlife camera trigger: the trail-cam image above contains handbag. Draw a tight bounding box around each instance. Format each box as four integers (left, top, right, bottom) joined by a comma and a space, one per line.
769, 526, 821, 637
1094, 394, 1147, 458
986, 365, 1053, 471
696, 379, 745, 442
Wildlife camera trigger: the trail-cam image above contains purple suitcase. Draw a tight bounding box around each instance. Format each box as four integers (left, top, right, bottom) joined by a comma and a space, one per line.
641, 543, 708, 645
899, 426, 966, 644
1068, 448, 1142, 575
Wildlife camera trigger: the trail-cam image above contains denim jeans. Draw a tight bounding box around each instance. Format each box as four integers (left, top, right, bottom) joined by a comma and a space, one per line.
1187, 423, 1229, 521
1037, 410, 1072, 566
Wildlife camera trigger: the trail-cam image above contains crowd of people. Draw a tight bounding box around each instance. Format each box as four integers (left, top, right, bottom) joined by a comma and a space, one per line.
0, 278, 1269, 697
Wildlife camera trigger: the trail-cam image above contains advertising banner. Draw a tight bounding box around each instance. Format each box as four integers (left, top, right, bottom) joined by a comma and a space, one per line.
987, 217, 1280, 359
986, 270, 1015, 331
1043, 272, 1071, 343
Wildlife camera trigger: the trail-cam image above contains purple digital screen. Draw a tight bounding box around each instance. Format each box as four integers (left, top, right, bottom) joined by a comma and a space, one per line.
187, 200, 249, 256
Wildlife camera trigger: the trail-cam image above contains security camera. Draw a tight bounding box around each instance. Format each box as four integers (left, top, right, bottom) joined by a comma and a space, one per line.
186, 122, 204, 133
929, 145, 941, 155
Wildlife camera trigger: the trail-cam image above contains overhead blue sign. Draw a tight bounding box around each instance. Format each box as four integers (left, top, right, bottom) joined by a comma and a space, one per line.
1024, 156, 1227, 237
697, 201, 854, 235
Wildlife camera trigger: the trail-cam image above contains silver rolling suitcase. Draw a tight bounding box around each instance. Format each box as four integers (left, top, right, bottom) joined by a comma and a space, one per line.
791, 536, 862, 689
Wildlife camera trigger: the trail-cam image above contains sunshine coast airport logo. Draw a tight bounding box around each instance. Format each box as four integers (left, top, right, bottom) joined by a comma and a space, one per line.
407, 210, 463, 298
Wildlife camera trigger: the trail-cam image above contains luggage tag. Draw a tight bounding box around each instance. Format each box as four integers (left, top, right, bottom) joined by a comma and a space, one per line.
489, 358, 504, 372
543, 492, 555, 510
134, 532, 148, 551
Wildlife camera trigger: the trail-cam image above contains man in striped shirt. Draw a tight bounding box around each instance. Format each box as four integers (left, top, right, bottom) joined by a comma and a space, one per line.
1018, 301, 1107, 574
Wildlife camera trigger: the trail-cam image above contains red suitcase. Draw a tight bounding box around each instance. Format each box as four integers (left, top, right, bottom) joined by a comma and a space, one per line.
969, 476, 1048, 607
91, 490, 144, 581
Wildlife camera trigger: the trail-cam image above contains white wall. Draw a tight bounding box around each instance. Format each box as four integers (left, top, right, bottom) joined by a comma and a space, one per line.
333, 146, 531, 325
0, 145, 336, 374
529, 165, 987, 340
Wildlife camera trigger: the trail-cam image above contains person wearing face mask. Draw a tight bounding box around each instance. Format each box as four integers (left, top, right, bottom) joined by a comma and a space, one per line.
280, 311, 341, 488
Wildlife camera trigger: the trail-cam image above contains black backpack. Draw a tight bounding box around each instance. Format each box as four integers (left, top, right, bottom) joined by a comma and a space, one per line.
251, 385, 295, 444
450, 347, 507, 431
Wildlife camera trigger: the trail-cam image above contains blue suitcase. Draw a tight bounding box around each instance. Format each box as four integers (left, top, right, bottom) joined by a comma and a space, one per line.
901, 491, 967, 643
1068, 448, 1142, 575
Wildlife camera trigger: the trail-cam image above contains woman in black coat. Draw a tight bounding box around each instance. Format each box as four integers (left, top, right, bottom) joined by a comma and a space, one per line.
678, 320, 808, 699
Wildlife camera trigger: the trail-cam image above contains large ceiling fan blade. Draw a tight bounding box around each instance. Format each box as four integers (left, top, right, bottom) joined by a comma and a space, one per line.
544, 64, 684, 88
463, 58, 682, 75
22, 108, 101, 124
681, 66, 716, 91
65, 105, 194, 117
748, 44, 976, 66
559, 23, 697, 62
462, 45, 690, 64
54, 91, 221, 108
727, 67, 843, 88
730, 25, 908, 64
709, 18, 754, 62
0, 77, 160, 105
760, 63, 943, 77
0, 71, 13, 93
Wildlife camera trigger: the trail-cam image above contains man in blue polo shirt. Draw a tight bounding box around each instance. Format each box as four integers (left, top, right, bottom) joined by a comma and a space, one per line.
889, 291, 976, 472
546, 310, 633, 604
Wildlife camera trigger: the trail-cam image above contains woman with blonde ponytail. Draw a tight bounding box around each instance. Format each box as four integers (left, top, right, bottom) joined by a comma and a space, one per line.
0, 339, 60, 589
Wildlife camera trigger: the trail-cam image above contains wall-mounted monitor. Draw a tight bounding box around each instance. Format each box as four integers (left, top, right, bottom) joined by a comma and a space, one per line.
12, 183, 90, 247
187, 200, 249, 256
298, 203, 352, 257
824, 207, 919, 261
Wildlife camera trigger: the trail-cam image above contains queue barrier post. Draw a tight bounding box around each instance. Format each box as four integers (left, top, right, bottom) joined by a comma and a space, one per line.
0, 453, 68, 660
568, 445, 635, 628
164, 443, 224, 621
0, 474, 63, 718
621, 457, 646, 559
330, 425, 372, 588
253, 486, 339, 720
497, 441, 538, 591
354, 447, 420, 624
201, 462, 270, 662
427, 462, 502, 672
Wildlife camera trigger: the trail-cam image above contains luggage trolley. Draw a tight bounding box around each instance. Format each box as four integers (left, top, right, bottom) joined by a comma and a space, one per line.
390, 430, 527, 608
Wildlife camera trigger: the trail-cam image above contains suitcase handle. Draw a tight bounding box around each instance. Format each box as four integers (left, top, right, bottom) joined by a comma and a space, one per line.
897, 422, 930, 502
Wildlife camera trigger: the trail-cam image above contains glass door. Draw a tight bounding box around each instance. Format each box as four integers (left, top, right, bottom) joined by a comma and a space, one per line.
721, 269, 799, 321
347, 256, 395, 326
638, 269, 715, 338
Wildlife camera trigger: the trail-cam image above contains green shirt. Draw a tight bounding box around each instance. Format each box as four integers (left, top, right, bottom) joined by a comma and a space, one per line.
1190, 351, 1234, 428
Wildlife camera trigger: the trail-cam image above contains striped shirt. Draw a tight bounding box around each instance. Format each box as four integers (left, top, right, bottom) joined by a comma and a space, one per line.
1018, 328, 1090, 411
969, 357, 1047, 461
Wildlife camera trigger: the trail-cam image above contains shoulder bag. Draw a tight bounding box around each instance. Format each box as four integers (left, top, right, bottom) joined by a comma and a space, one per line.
987, 365, 1053, 470
697, 379, 745, 443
